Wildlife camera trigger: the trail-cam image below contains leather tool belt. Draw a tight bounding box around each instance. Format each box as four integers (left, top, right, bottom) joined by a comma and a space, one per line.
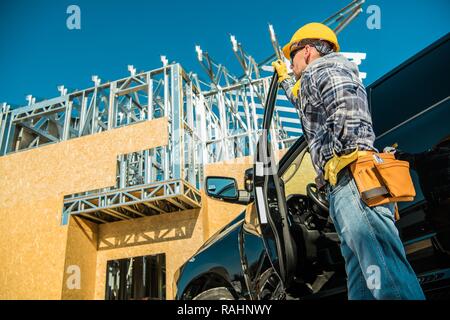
349, 152, 416, 221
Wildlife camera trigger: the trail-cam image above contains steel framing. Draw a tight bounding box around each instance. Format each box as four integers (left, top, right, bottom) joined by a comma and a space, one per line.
0, 0, 366, 224
62, 179, 202, 224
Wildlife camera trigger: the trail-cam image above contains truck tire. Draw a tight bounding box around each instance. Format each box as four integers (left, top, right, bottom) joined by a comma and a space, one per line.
192, 287, 236, 300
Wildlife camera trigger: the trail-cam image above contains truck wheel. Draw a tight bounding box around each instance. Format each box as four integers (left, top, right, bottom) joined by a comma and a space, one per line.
192, 287, 236, 300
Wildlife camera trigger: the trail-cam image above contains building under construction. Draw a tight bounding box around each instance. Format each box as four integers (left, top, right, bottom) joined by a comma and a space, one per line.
0, 1, 368, 299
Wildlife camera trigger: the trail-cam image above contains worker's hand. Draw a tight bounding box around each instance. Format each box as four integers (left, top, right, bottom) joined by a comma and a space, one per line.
271, 59, 290, 82
292, 80, 301, 98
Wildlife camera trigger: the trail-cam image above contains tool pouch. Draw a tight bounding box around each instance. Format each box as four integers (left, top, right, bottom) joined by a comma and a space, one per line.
349, 152, 416, 221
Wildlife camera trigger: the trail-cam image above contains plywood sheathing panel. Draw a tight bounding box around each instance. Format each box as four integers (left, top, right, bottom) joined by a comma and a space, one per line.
94, 207, 204, 300
61, 216, 98, 300
0, 196, 68, 299
0, 117, 168, 299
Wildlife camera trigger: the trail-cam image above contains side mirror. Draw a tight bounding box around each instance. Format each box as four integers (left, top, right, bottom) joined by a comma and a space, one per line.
206, 176, 238, 201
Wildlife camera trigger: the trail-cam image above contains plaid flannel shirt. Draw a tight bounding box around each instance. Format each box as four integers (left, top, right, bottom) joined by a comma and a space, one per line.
280, 53, 377, 180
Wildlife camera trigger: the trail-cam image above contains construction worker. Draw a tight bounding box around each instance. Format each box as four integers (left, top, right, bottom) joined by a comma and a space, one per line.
272, 22, 425, 300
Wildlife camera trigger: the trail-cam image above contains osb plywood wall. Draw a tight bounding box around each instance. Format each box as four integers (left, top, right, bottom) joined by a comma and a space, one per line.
91, 157, 256, 300
0, 118, 168, 299
61, 216, 98, 300
94, 206, 205, 300
0, 116, 288, 300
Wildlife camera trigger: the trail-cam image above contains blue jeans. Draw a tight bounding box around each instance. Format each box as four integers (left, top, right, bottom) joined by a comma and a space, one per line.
327, 169, 426, 300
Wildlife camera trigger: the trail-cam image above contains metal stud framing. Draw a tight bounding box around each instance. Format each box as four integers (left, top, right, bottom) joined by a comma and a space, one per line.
0, 1, 365, 224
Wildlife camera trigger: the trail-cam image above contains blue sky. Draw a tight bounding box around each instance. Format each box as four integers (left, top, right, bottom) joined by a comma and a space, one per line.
0, 0, 449, 107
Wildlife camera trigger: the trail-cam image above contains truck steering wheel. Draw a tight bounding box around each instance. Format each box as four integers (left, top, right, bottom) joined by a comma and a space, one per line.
306, 183, 329, 213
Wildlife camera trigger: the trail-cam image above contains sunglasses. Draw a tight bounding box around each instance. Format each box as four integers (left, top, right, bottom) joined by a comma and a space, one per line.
289, 45, 306, 63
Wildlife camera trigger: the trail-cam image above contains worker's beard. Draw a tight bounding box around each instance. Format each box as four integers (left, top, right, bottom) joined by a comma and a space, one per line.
294, 70, 303, 81
293, 63, 307, 81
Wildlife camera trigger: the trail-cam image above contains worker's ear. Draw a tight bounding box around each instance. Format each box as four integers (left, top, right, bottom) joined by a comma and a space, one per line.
304, 45, 312, 64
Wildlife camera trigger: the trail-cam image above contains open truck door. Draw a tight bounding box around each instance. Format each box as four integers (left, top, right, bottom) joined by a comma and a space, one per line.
254, 73, 297, 288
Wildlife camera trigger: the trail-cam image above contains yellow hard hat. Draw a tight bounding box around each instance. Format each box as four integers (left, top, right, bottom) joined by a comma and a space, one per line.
282, 22, 340, 59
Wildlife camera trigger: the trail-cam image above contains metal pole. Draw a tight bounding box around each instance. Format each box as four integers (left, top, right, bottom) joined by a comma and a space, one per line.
334, 7, 363, 35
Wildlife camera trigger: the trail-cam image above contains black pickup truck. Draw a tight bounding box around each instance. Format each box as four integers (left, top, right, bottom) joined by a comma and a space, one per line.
173, 33, 450, 300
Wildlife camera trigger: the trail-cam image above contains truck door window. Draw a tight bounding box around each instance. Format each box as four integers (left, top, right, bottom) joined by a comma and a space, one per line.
282, 150, 316, 198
